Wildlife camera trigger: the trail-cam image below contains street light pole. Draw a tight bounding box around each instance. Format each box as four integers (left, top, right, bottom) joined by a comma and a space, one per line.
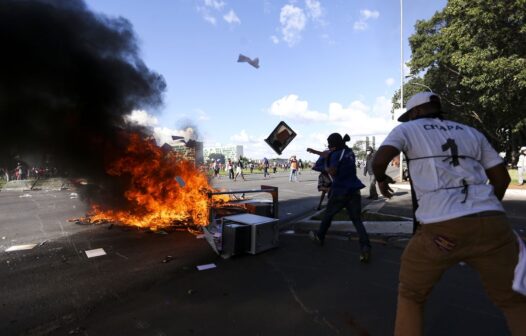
405, 75, 433, 92
399, 0, 404, 182
408, 82, 433, 92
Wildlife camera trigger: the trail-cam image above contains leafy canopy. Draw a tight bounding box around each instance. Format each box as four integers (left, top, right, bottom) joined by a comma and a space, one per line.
393, 0, 526, 152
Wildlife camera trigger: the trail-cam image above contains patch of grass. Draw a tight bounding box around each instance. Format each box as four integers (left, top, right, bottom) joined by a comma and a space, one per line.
312, 210, 407, 221
508, 169, 519, 184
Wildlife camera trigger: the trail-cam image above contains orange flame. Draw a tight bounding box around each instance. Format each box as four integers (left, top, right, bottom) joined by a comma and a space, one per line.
87, 133, 220, 230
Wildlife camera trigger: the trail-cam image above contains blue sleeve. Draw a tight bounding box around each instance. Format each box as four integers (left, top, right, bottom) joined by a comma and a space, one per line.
312, 157, 325, 172
328, 150, 339, 167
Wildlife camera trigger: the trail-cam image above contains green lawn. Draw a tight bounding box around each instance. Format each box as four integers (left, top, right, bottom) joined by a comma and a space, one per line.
509, 169, 520, 184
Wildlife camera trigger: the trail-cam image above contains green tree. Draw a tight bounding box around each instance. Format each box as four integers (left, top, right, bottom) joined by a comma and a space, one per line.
393, 0, 526, 155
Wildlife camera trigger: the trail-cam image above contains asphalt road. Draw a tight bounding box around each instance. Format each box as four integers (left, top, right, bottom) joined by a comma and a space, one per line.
0, 169, 523, 335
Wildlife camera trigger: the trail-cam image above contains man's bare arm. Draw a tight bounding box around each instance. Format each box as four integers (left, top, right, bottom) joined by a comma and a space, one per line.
372, 145, 400, 179
372, 145, 400, 198
307, 148, 329, 158
485, 163, 510, 201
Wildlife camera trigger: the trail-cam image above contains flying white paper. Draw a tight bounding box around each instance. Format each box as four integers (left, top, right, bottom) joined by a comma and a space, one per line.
237, 54, 259, 69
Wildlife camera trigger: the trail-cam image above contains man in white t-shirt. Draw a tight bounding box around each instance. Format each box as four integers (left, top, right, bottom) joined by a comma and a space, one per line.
372, 92, 526, 335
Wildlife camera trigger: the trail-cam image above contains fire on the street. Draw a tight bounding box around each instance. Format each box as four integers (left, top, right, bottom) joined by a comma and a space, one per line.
84, 133, 226, 231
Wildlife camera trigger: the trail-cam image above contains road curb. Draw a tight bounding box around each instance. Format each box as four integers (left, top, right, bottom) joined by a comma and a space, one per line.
293, 201, 413, 235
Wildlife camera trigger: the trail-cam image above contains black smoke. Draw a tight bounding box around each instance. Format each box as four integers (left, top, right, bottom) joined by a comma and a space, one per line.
0, 0, 166, 203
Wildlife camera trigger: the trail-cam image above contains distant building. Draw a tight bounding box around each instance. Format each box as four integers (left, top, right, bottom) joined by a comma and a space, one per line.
167, 137, 204, 165
204, 145, 243, 162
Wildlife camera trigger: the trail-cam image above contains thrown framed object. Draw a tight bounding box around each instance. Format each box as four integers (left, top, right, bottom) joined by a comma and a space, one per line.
264, 121, 296, 155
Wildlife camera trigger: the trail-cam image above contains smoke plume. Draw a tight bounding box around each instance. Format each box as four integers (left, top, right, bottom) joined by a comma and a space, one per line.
0, 0, 166, 205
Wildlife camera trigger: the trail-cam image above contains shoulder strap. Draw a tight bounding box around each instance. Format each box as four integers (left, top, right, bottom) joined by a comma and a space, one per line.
404, 152, 419, 235
325, 149, 347, 183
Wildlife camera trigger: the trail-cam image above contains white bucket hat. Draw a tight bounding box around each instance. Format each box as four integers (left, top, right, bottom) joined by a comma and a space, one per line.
398, 92, 441, 122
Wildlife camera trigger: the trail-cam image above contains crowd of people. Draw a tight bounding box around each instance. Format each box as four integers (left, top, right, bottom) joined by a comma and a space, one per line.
1, 163, 59, 182
205, 156, 307, 181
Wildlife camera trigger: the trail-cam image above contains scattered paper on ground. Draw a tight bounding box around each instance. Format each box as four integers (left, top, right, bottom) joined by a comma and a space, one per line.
6, 244, 37, 252
70, 192, 78, 199
197, 263, 216, 271
19, 194, 32, 198
85, 248, 106, 258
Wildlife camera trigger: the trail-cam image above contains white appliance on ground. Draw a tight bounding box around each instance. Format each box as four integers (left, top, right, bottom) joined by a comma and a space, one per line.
221, 213, 279, 255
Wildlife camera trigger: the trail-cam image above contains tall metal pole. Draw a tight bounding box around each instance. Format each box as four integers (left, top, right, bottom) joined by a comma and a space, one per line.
399, 0, 404, 182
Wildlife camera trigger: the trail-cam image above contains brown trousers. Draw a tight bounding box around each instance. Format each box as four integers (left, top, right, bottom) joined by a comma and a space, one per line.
395, 214, 526, 336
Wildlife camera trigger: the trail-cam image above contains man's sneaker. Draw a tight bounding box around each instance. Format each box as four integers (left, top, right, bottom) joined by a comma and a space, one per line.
360, 250, 371, 263
309, 231, 323, 246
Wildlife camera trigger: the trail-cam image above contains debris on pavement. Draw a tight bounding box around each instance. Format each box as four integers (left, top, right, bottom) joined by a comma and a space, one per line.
85, 248, 106, 258
48, 247, 64, 252
197, 263, 216, 271
19, 194, 32, 198
69, 192, 78, 199
5, 244, 37, 252
115, 252, 129, 260
195, 234, 205, 239
68, 327, 85, 334
162, 256, 174, 263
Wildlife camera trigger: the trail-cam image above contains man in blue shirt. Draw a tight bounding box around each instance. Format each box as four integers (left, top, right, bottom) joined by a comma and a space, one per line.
309, 133, 371, 262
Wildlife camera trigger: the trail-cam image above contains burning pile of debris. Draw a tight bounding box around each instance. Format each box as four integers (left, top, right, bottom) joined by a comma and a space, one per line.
72, 133, 238, 231
0, 0, 209, 229
0, 0, 282, 237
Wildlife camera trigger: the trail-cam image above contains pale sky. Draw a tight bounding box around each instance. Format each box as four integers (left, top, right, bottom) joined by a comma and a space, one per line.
86, 0, 447, 160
